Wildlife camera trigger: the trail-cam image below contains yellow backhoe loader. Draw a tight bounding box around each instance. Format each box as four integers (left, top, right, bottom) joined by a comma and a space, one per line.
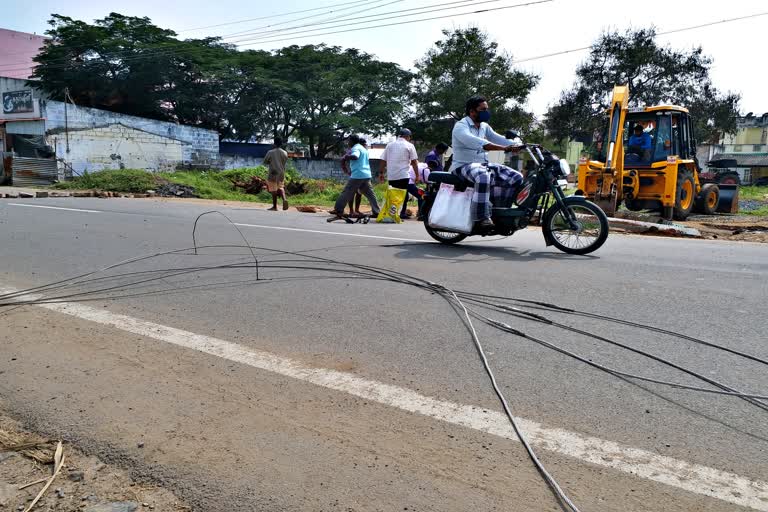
576, 85, 738, 220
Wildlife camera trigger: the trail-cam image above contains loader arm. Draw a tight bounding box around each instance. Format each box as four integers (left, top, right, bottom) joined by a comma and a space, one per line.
592, 85, 629, 216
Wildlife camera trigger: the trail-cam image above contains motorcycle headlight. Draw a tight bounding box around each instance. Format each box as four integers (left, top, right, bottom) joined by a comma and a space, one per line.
559, 159, 571, 176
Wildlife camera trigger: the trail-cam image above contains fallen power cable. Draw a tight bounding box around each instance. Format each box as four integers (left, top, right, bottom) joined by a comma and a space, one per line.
2, 212, 767, 511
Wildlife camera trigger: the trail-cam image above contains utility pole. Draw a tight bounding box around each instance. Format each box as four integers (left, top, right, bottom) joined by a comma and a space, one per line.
64, 87, 70, 154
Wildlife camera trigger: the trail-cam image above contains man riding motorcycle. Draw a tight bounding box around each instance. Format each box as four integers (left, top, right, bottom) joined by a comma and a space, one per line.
451, 95, 524, 229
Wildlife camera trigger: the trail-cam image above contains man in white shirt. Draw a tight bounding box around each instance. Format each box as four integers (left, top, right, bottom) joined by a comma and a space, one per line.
380, 128, 420, 219
451, 95, 523, 229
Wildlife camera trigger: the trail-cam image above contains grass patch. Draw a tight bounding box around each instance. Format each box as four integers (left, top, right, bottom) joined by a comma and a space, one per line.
739, 186, 768, 201
54, 169, 156, 193
159, 169, 272, 203
743, 206, 768, 216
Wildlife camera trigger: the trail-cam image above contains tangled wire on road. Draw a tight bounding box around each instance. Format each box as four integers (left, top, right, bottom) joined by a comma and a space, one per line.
1, 212, 766, 512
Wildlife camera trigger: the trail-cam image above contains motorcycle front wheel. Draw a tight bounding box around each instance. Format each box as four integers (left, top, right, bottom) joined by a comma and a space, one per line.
543, 199, 609, 255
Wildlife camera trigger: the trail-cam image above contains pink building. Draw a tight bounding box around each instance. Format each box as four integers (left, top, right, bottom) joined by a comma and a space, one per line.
0, 28, 47, 79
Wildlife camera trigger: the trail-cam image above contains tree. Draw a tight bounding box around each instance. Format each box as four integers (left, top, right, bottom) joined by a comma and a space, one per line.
410, 27, 538, 145
544, 27, 740, 144
31, 15, 413, 154
31, 13, 234, 125
269, 45, 412, 159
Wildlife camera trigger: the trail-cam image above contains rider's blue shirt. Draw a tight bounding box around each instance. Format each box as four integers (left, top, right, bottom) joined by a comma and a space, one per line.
450, 116, 516, 171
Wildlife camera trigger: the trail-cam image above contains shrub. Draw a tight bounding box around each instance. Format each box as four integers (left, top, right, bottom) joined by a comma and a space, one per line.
55, 169, 157, 193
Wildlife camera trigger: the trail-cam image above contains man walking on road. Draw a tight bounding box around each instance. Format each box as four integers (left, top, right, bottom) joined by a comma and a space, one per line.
451, 96, 523, 229
263, 137, 289, 211
330, 135, 380, 218
380, 128, 420, 218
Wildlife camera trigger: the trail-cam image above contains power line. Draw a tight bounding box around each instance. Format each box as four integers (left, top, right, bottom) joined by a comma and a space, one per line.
220, 0, 402, 38
225, 0, 491, 41
0, 0, 397, 63
179, 0, 375, 32
0, 0, 501, 71
511, 11, 768, 64
0, 0, 550, 73
2, 6, 765, 75
236, 0, 553, 47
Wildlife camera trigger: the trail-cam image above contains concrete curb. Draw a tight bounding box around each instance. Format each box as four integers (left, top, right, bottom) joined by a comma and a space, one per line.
607, 217, 702, 238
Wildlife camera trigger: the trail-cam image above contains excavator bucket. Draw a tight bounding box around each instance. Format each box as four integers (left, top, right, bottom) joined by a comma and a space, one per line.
716, 184, 739, 213
593, 193, 618, 217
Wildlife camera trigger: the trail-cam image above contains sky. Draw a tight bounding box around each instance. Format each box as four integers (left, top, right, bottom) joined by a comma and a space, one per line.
5, 0, 767, 119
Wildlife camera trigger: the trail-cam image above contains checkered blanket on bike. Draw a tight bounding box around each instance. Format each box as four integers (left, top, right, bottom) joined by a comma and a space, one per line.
454, 162, 523, 218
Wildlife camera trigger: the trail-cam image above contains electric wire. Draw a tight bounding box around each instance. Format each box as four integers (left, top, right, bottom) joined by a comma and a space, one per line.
0, 0, 551, 74
220, 0, 405, 39
511, 11, 768, 64
3, 244, 766, 406
454, 293, 768, 411
455, 290, 768, 367
226, 0, 516, 42
4, 216, 767, 510
180, 0, 387, 33
2, 7, 766, 75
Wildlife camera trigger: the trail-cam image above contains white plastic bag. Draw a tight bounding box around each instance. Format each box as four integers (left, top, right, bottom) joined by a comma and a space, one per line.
428, 183, 474, 234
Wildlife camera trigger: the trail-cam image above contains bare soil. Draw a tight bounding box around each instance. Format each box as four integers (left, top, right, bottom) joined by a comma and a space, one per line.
0, 409, 187, 512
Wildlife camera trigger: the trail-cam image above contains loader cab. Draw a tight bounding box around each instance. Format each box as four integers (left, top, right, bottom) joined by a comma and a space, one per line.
623, 108, 696, 165
592, 107, 696, 166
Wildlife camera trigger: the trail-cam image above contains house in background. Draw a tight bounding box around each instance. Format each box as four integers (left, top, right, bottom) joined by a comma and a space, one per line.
698, 113, 768, 186
0, 28, 46, 80
0, 76, 219, 185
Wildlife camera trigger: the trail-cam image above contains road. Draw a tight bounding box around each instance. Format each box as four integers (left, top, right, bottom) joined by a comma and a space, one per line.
0, 197, 766, 512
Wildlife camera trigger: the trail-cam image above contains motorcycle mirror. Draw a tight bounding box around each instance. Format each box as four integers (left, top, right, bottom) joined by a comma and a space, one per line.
505, 130, 520, 139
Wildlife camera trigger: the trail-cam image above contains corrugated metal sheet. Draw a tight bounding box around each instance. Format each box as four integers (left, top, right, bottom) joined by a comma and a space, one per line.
5, 120, 45, 135
12, 157, 58, 186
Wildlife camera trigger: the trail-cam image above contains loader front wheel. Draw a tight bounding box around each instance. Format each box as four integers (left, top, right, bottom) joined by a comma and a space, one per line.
673, 170, 696, 220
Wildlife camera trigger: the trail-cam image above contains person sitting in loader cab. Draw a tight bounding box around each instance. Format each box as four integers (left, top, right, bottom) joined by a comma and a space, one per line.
627, 124, 652, 162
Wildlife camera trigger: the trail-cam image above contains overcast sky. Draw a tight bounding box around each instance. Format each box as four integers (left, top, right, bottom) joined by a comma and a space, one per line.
6, 0, 767, 118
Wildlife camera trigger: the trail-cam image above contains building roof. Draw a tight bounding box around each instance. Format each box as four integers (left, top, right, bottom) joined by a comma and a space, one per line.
710, 153, 768, 167
0, 28, 47, 80
219, 141, 272, 158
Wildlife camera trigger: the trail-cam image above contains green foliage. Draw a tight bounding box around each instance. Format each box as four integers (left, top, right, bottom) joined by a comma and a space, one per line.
31, 13, 233, 130
544, 27, 740, 144
739, 185, 768, 215
409, 27, 538, 145
32, 15, 412, 156
259, 45, 413, 158
54, 169, 156, 192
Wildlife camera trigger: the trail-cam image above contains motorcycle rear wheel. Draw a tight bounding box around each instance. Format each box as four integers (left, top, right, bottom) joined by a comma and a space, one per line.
423, 217, 468, 245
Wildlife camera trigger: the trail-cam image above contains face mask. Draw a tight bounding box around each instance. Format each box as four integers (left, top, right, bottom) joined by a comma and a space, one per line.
476, 110, 491, 123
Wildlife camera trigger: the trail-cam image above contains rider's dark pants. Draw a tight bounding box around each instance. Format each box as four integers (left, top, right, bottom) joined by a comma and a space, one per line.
455, 163, 523, 221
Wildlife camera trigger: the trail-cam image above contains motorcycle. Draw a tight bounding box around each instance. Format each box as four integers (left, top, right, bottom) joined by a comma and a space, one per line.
422, 131, 609, 255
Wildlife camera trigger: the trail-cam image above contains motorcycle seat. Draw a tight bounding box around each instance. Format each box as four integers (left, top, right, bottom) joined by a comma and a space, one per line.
427, 172, 472, 190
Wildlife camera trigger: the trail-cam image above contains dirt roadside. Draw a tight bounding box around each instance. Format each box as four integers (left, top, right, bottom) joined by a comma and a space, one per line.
0, 406, 188, 512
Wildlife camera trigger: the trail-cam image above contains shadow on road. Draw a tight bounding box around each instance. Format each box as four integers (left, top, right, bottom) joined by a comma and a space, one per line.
387, 241, 600, 264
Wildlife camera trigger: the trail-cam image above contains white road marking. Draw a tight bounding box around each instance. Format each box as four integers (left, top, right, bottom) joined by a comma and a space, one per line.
234, 222, 427, 242
8, 203, 102, 213
2, 286, 765, 510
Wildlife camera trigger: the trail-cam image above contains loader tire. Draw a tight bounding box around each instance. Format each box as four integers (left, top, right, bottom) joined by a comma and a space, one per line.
717, 172, 741, 186
624, 198, 643, 211
673, 169, 696, 220
694, 183, 719, 215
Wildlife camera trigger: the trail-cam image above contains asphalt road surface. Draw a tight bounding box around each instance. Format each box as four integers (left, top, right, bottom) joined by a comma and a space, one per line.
1, 197, 766, 512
